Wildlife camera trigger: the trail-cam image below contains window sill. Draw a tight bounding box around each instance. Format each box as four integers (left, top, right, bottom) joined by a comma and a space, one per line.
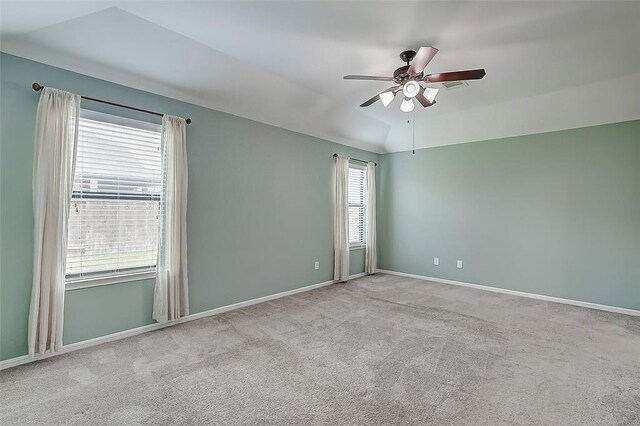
65, 271, 156, 291
350, 245, 366, 250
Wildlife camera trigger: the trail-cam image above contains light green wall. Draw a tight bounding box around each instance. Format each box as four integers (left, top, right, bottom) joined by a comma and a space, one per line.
2, 53, 637, 362
378, 121, 640, 311
0, 53, 378, 360
63, 280, 155, 344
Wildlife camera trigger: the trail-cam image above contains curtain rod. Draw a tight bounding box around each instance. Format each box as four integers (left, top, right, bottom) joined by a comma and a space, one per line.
31, 83, 192, 125
333, 153, 376, 166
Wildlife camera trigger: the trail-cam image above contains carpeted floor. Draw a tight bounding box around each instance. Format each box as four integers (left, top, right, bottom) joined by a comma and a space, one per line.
1, 273, 639, 425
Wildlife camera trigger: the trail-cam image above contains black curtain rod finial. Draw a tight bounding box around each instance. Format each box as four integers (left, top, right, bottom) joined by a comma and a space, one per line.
332, 152, 377, 166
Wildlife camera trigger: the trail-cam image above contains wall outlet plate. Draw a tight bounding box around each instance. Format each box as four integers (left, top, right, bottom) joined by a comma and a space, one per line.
433, 257, 440, 266
457, 260, 463, 269
314, 261, 319, 270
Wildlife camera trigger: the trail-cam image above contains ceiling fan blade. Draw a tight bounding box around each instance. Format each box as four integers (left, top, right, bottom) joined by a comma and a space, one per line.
425, 69, 486, 83
407, 46, 439, 75
344, 75, 394, 81
360, 94, 381, 107
360, 86, 400, 107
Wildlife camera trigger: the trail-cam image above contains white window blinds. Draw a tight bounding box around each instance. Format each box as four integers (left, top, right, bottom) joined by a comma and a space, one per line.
66, 110, 162, 281
348, 164, 367, 245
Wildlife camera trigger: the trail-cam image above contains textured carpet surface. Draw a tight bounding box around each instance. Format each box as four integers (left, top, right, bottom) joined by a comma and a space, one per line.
1, 274, 639, 425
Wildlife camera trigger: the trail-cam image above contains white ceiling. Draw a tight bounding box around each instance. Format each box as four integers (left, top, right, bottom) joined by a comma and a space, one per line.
1, 1, 639, 153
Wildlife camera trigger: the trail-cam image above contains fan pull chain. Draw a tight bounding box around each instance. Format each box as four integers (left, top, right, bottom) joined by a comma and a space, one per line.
412, 117, 416, 155
408, 117, 415, 154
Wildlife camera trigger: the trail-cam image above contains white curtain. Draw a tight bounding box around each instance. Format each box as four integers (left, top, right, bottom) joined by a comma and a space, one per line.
28, 88, 80, 357
334, 155, 350, 282
365, 162, 377, 274
153, 115, 189, 323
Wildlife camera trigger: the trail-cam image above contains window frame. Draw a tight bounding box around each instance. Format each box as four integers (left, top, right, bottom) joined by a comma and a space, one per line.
65, 110, 162, 290
348, 162, 367, 249
65, 271, 157, 291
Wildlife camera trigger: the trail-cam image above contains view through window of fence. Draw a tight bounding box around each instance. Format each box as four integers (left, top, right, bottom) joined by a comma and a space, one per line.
66, 110, 162, 281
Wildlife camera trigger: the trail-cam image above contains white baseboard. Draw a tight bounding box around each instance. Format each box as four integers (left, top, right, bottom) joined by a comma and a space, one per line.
377, 269, 640, 317
0, 272, 368, 371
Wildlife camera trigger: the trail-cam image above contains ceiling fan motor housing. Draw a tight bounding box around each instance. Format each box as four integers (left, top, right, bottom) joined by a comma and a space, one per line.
393, 65, 411, 80
394, 50, 422, 83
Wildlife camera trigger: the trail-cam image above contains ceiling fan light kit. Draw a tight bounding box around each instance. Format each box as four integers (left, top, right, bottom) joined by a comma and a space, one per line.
379, 90, 395, 107
344, 46, 485, 112
424, 87, 439, 103
400, 97, 415, 113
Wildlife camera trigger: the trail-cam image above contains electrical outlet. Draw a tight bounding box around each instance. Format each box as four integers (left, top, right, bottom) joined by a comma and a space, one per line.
433, 257, 440, 266
314, 261, 319, 270
457, 260, 463, 269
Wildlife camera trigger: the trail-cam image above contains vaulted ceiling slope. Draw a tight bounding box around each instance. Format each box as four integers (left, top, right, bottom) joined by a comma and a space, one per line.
1, 1, 639, 153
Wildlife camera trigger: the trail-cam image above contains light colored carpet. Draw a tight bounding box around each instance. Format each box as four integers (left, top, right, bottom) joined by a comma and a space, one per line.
1, 273, 639, 425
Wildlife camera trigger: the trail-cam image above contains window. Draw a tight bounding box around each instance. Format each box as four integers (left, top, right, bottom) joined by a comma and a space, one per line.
66, 110, 162, 283
348, 164, 367, 246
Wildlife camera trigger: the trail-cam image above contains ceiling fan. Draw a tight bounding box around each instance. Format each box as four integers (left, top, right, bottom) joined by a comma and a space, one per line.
344, 47, 486, 112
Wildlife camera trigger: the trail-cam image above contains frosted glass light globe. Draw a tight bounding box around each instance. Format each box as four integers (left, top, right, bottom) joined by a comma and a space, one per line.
402, 81, 420, 98
400, 97, 415, 112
